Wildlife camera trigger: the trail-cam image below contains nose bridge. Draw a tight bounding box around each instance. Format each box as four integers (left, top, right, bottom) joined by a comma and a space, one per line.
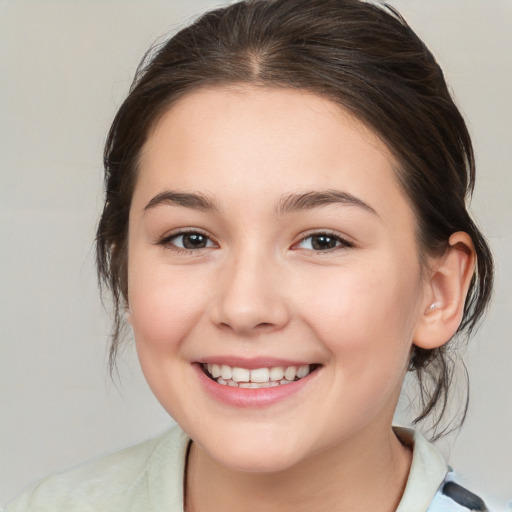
212, 242, 290, 334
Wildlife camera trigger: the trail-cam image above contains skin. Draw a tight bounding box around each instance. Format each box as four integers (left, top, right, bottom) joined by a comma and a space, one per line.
126, 86, 474, 511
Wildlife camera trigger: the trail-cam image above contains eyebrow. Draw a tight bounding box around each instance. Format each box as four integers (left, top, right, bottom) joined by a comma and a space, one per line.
144, 190, 218, 212
276, 190, 378, 216
143, 188, 378, 217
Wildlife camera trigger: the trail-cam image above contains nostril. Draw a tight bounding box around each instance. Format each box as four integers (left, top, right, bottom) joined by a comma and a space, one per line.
210, 265, 292, 334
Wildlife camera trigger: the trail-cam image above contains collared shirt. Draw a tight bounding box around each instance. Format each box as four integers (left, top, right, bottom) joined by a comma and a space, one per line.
394, 427, 488, 512
5, 425, 489, 511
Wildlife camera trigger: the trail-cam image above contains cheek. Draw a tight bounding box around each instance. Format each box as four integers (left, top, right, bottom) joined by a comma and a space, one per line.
299, 258, 421, 369
127, 265, 211, 419
128, 262, 209, 354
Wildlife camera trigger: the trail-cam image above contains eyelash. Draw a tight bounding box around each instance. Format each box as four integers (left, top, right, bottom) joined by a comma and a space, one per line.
293, 231, 354, 253
157, 230, 217, 254
157, 230, 354, 254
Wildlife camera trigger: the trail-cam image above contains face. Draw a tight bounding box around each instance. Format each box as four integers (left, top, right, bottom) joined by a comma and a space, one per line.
127, 86, 427, 473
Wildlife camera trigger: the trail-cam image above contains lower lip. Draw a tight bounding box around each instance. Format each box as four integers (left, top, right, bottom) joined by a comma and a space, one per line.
193, 364, 318, 408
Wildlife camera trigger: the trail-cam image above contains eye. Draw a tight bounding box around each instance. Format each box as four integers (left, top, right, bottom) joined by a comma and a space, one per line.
294, 232, 353, 251
160, 231, 217, 251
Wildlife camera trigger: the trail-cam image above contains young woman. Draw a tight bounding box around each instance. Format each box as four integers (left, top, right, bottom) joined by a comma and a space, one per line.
7, 0, 494, 510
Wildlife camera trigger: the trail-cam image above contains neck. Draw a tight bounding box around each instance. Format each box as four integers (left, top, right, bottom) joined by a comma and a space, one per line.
185, 426, 412, 512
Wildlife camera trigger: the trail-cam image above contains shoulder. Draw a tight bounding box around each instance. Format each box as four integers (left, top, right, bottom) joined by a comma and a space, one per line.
5, 425, 189, 512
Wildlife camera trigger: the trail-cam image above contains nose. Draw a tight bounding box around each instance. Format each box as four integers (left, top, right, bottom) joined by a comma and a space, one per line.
210, 248, 291, 335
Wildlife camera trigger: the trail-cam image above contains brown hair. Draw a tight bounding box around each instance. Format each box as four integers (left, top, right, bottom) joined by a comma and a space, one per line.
96, 0, 493, 437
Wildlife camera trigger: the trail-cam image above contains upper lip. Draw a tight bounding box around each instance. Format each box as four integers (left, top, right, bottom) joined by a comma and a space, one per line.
197, 356, 317, 369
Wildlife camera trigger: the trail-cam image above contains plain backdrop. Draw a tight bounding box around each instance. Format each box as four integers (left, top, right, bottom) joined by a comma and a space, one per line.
1, 0, 511, 509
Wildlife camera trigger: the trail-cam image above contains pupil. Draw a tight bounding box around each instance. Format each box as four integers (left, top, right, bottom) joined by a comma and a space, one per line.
183, 233, 207, 249
312, 235, 337, 250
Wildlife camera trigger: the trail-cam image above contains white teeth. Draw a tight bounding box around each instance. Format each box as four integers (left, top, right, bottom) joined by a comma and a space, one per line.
284, 366, 297, 381
250, 368, 270, 383
297, 364, 309, 378
269, 366, 285, 381
238, 382, 258, 388
209, 363, 221, 378
220, 365, 232, 380
232, 367, 250, 382
239, 381, 278, 388
204, 363, 314, 386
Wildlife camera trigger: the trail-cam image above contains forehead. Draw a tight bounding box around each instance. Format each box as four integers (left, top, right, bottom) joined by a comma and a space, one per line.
134, 85, 413, 226
143, 85, 390, 166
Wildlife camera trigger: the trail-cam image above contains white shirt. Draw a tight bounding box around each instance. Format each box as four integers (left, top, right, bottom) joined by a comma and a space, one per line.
5, 425, 488, 511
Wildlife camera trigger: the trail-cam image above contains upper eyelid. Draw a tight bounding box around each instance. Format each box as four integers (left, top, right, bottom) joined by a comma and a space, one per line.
295, 229, 354, 244
157, 228, 218, 247
159, 227, 212, 240
156, 228, 354, 248
291, 232, 355, 254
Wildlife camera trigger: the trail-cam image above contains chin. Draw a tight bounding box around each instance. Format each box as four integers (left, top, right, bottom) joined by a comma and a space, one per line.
215, 449, 301, 474
196, 430, 306, 474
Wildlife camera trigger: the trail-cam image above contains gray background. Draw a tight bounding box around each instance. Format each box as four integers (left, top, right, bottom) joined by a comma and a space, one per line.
1, 0, 510, 509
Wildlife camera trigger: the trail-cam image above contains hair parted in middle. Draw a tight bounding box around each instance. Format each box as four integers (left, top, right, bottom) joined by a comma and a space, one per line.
96, 0, 493, 438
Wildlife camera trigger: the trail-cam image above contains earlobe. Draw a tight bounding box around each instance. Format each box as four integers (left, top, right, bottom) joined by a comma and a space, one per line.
414, 232, 476, 350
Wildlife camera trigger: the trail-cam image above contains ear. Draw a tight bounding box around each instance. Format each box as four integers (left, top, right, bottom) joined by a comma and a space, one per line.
413, 232, 476, 350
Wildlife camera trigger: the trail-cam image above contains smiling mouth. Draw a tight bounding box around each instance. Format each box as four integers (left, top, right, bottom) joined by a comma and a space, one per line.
201, 363, 320, 388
